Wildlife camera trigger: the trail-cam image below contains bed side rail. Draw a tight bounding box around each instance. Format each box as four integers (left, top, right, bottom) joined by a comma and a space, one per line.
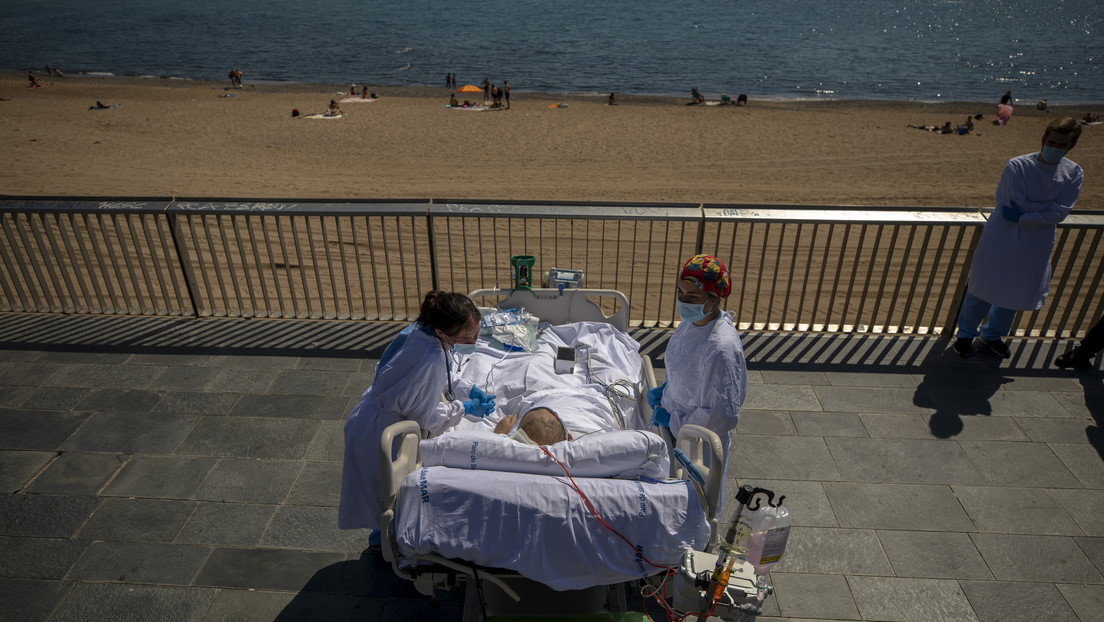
380, 420, 423, 565
468, 288, 629, 331
674, 424, 724, 550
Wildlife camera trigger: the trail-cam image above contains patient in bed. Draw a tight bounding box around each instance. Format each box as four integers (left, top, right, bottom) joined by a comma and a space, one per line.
493, 407, 574, 445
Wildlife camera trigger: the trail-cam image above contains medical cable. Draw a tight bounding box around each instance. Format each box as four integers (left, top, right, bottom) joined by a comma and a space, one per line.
480, 346, 515, 397
576, 342, 638, 429
538, 445, 674, 572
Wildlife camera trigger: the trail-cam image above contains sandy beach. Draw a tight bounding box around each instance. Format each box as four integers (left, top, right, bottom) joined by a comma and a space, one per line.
0, 73, 1100, 207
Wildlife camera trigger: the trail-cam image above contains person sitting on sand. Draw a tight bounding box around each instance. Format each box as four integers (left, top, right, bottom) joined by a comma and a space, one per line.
736, 94, 748, 105
327, 99, 343, 116
27, 71, 45, 88
449, 94, 459, 107
690, 86, 704, 104
1082, 113, 1099, 124
608, 92, 617, 106
350, 85, 359, 97
956, 116, 975, 135
719, 93, 732, 105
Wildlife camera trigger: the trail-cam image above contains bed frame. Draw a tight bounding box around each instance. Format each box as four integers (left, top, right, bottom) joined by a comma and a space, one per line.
375, 287, 728, 620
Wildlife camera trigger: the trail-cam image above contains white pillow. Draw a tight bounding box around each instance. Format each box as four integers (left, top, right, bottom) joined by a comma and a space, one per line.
420, 428, 669, 479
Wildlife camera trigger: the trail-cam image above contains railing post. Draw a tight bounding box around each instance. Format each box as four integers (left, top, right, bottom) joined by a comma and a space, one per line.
165, 208, 201, 318
426, 199, 440, 291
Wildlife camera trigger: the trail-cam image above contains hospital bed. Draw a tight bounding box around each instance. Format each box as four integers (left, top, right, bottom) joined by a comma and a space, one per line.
376, 288, 764, 620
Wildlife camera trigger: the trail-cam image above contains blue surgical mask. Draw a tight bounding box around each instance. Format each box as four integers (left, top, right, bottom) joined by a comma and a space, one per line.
676, 299, 708, 323
1039, 146, 1068, 164
452, 342, 477, 356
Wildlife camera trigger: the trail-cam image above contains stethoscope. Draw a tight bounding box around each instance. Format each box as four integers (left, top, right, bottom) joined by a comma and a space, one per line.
442, 343, 468, 402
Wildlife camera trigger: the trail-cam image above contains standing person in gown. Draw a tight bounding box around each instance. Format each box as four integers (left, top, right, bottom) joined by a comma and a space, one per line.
953, 118, 1083, 358
647, 254, 747, 515
339, 291, 496, 534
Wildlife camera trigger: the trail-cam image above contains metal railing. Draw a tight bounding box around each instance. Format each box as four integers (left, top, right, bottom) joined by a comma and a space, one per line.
3, 197, 1103, 338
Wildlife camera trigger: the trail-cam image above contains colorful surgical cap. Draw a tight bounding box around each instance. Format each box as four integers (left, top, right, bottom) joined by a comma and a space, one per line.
680, 254, 731, 298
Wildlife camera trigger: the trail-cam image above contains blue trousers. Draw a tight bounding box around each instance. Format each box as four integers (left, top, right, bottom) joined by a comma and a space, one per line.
956, 291, 1017, 341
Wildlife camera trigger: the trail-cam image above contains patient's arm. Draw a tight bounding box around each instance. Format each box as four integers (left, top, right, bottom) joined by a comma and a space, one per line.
494, 414, 518, 434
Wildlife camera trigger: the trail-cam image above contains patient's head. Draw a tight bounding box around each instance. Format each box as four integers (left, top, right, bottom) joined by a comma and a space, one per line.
518, 408, 569, 445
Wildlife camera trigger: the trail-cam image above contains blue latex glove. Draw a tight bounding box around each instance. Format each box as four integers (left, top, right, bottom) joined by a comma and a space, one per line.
1001, 202, 1022, 223
463, 397, 495, 417
647, 382, 666, 409
651, 406, 671, 428
469, 385, 495, 403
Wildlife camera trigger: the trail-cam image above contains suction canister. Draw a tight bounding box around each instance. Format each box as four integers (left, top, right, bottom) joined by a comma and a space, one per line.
511, 255, 536, 290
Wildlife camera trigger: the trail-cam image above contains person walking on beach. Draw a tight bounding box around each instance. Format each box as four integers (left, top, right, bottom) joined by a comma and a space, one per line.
503, 80, 511, 109
953, 117, 1083, 358
482, 77, 490, 102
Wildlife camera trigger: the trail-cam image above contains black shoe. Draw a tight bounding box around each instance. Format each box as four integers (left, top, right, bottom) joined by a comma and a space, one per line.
1055, 349, 1092, 369
953, 337, 973, 357
981, 338, 1011, 358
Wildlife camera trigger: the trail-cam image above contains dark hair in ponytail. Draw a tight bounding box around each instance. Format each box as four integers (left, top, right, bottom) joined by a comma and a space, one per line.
416, 290, 480, 336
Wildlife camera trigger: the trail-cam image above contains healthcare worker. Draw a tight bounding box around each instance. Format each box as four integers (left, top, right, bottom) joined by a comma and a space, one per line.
648, 254, 747, 514
339, 290, 496, 532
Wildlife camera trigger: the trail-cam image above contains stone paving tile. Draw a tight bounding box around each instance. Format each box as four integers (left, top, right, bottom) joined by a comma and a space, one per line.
0, 362, 63, 386
261, 505, 373, 551
929, 387, 1078, 419
735, 479, 837, 528
17, 386, 92, 411
148, 365, 221, 391
953, 485, 1082, 535
858, 413, 933, 439
205, 354, 299, 369
959, 580, 1080, 622
66, 540, 211, 585
228, 393, 350, 419
23, 451, 126, 495
198, 589, 298, 622
0, 384, 35, 408
304, 420, 344, 462
847, 576, 978, 622
742, 384, 822, 411
50, 582, 216, 622
205, 367, 279, 393
960, 440, 1082, 487
0, 535, 90, 580
758, 369, 830, 386
825, 371, 919, 388
826, 437, 984, 485
0, 493, 100, 538
1078, 536, 1104, 573
816, 385, 933, 415
287, 461, 342, 507
823, 483, 974, 531
1055, 584, 1104, 622
127, 352, 212, 367
768, 572, 858, 620
0, 408, 88, 450
61, 413, 197, 454
971, 533, 1104, 583
791, 411, 868, 437
731, 436, 841, 481
877, 530, 992, 579
379, 596, 466, 621
195, 458, 304, 504
773, 527, 892, 575
193, 548, 346, 591
74, 388, 162, 414
176, 418, 318, 459
176, 502, 275, 546
939, 414, 1028, 441
270, 369, 355, 397
76, 497, 196, 543
151, 391, 241, 416
0, 449, 54, 492
1049, 442, 1104, 489
1015, 417, 1098, 443
1050, 488, 1104, 537
342, 371, 373, 397
736, 410, 797, 436
296, 356, 366, 372
0, 578, 73, 622
102, 455, 218, 499
44, 363, 164, 389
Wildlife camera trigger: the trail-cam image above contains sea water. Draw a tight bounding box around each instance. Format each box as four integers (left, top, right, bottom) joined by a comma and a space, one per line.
1, 0, 1100, 103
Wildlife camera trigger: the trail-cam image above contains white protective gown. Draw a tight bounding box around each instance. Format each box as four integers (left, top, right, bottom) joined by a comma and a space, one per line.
967, 153, 1083, 310
339, 324, 474, 530
660, 310, 747, 510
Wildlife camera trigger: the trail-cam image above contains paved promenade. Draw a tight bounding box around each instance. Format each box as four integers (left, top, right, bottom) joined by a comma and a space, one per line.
1, 314, 1102, 621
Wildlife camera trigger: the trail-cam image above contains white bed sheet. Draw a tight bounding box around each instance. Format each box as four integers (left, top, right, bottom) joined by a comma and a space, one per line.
458, 321, 648, 434
394, 466, 710, 590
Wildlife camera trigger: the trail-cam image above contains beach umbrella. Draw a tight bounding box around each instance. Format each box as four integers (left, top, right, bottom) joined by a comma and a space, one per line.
457, 84, 482, 94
